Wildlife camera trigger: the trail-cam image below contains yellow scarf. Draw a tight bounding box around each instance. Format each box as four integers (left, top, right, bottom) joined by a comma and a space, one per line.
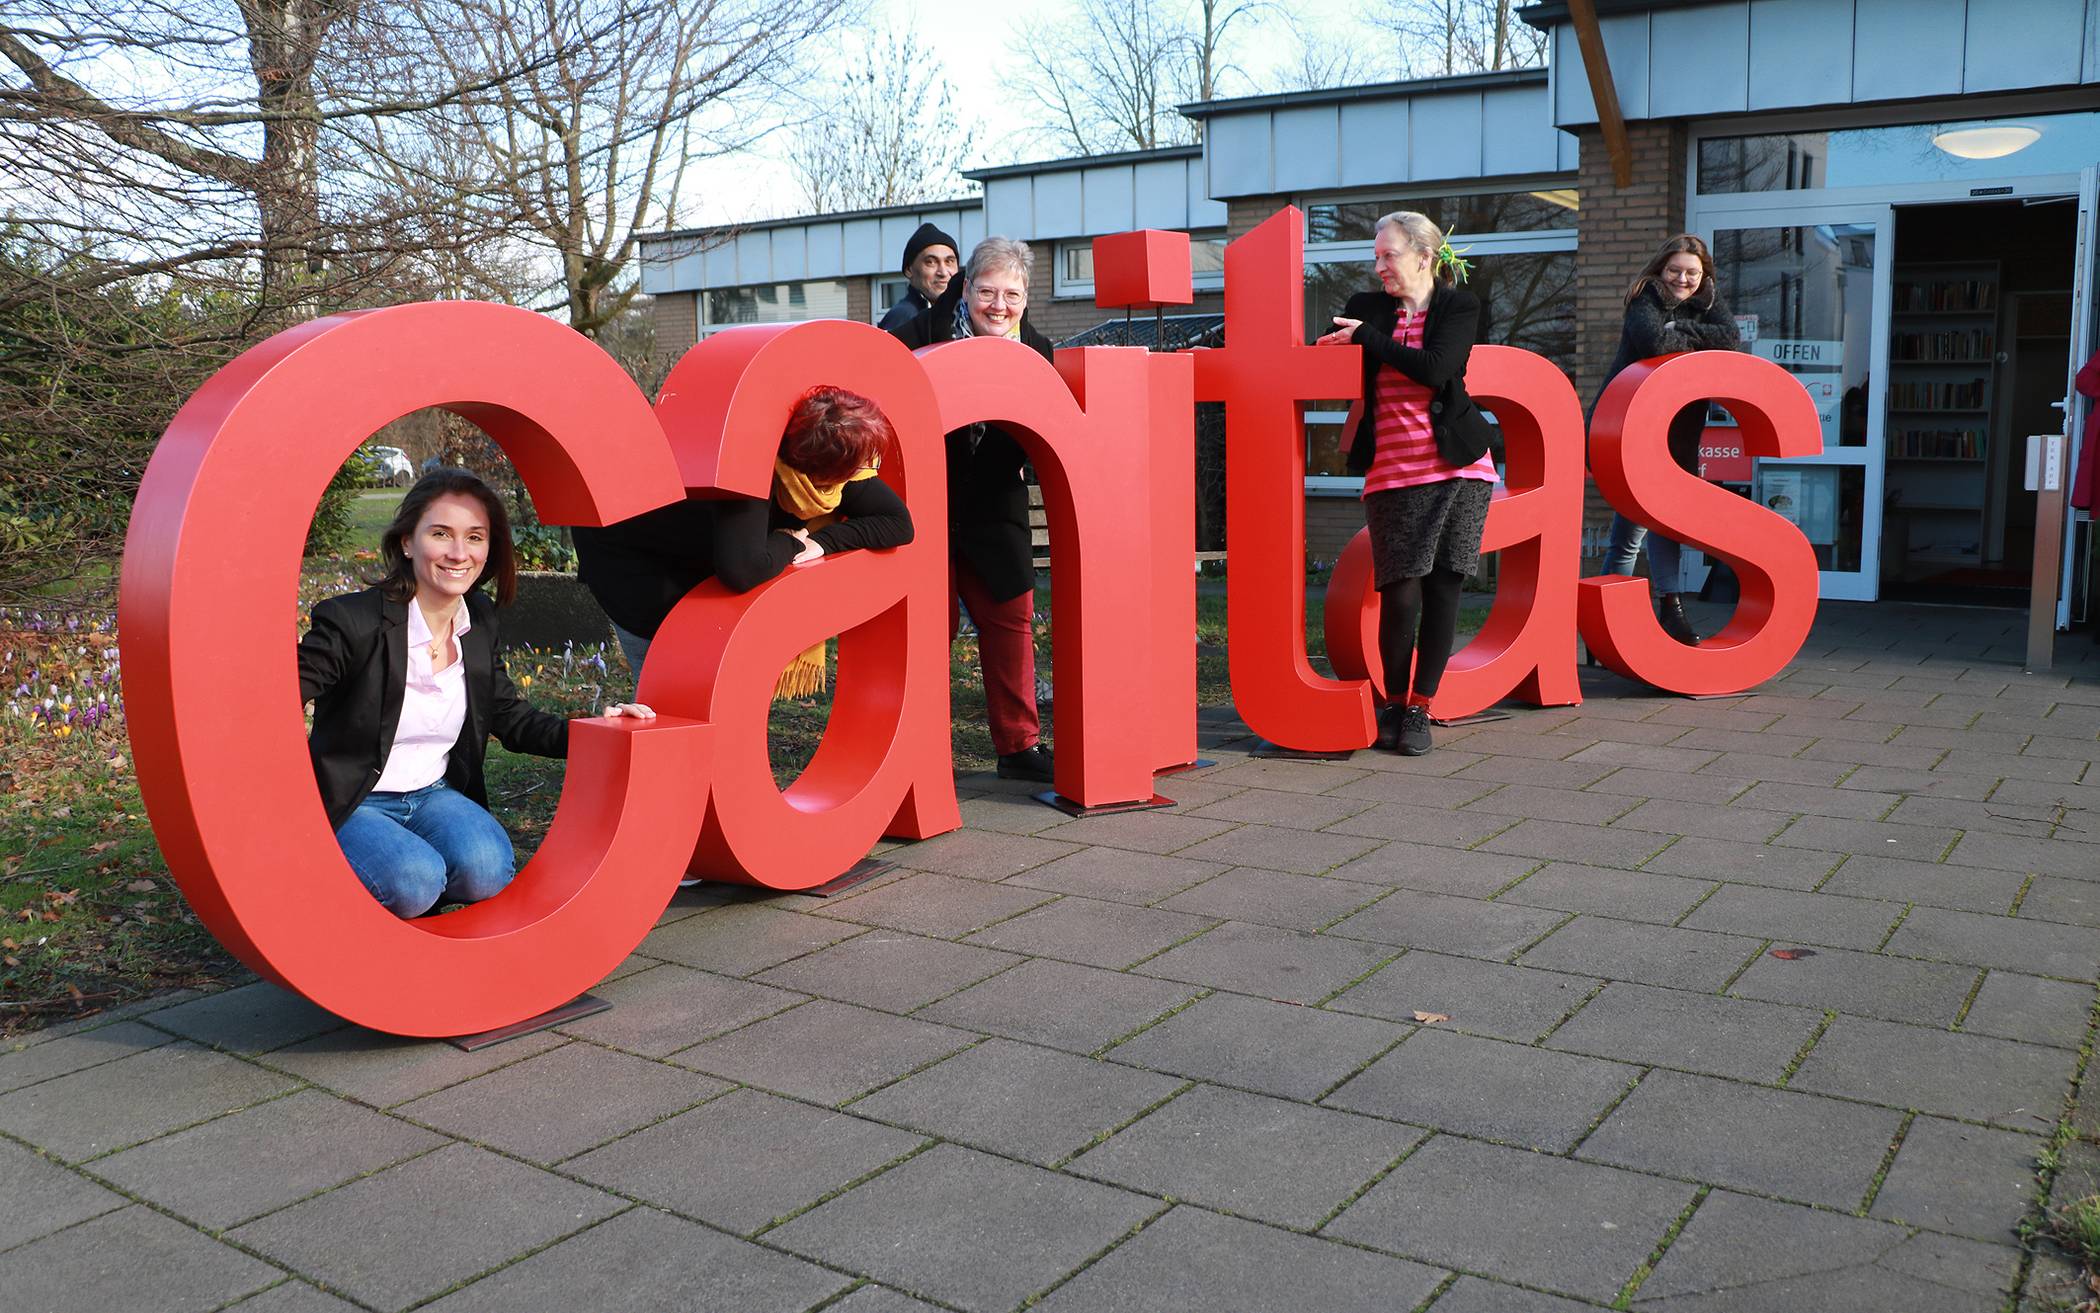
772, 459, 881, 700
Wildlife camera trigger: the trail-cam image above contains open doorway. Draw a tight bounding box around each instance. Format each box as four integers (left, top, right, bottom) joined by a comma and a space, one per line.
1880, 198, 2077, 605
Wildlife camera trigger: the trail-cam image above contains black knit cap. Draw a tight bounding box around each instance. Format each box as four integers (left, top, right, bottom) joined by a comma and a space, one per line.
901, 222, 959, 273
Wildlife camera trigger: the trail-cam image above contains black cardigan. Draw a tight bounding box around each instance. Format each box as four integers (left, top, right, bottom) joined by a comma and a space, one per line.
1591, 282, 1742, 473
1343, 283, 1496, 475
298, 588, 568, 830
889, 279, 1054, 602
572, 477, 913, 639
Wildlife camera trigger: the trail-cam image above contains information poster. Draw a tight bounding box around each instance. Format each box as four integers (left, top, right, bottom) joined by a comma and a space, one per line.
1757, 465, 1838, 545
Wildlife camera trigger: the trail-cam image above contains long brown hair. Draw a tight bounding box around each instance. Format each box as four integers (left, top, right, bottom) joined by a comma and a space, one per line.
368, 468, 519, 606
1626, 233, 1716, 307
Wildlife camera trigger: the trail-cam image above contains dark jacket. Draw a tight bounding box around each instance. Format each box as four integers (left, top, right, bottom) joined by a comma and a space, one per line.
878, 286, 934, 333
1592, 282, 1741, 474
572, 478, 913, 639
1343, 284, 1496, 475
889, 278, 1054, 601
298, 588, 568, 830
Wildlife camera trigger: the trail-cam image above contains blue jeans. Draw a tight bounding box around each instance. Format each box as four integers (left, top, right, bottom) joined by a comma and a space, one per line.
1603, 513, 1682, 600
613, 623, 650, 682
335, 782, 515, 918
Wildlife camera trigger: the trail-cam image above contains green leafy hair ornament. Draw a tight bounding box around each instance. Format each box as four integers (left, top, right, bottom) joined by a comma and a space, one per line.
1435, 240, 1472, 284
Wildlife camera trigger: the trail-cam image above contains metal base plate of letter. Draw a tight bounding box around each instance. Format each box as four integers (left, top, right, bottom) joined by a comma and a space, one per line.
445, 993, 611, 1052
805, 859, 896, 897
1153, 758, 1217, 776
1248, 740, 1355, 761
1034, 790, 1176, 817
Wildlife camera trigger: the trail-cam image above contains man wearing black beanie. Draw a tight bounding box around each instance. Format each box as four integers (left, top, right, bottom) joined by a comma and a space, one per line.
878, 222, 959, 331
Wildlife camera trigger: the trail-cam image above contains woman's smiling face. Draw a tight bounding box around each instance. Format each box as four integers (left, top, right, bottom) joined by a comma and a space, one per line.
402, 492, 489, 604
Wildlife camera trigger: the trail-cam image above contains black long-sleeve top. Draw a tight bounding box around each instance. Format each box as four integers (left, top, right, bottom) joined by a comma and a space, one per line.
1591, 282, 1741, 473
572, 477, 914, 639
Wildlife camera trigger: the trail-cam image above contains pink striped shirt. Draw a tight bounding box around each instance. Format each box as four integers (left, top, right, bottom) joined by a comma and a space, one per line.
1361, 312, 1497, 496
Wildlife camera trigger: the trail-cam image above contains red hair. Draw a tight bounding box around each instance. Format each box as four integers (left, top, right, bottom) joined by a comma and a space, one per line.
778, 386, 896, 485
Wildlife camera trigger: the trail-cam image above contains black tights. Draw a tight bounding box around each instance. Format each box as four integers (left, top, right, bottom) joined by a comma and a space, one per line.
1378, 569, 1465, 702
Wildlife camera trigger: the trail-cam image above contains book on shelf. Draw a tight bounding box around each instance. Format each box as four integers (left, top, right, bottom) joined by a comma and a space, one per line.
1892, 278, 1997, 313
1886, 428, 1984, 459
1888, 378, 1987, 409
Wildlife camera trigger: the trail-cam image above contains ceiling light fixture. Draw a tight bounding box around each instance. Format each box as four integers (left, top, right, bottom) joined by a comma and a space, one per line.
1930, 123, 2041, 160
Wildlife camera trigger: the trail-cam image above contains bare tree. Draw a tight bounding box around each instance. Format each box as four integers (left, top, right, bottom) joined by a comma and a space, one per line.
1009, 0, 1265, 156
1277, 14, 1384, 92
785, 26, 979, 214
1370, 0, 1545, 78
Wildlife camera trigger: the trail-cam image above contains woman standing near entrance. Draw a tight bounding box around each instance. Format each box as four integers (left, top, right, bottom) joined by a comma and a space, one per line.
1596, 234, 1741, 644
1318, 211, 1496, 757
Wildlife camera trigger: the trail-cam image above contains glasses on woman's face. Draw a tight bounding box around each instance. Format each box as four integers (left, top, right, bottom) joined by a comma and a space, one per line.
970, 286, 1027, 308
1661, 267, 1703, 285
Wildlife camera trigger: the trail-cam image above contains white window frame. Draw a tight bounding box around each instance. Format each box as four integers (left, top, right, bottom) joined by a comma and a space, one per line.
872, 276, 911, 324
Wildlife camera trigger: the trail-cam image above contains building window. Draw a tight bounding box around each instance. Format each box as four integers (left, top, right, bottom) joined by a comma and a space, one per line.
702, 279, 851, 328
872, 277, 911, 324
1694, 111, 2100, 196
1054, 232, 1228, 299
1306, 189, 1579, 246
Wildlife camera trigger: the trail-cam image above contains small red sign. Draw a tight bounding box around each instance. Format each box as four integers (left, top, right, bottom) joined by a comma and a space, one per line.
1699, 426, 1753, 482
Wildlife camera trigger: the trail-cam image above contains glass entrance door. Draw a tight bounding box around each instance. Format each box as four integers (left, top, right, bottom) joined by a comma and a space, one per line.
1704, 211, 1890, 601
2058, 164, 2098, 629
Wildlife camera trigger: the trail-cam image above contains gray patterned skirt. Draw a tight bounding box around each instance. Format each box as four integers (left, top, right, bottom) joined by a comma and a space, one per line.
1362, 478, 1493, 588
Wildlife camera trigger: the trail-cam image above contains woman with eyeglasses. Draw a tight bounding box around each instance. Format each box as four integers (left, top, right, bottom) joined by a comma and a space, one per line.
1594, 234, 1741, 646
888, 236, 1056, 782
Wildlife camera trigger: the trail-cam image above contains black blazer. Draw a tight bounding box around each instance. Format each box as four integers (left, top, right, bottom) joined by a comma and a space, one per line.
1590, 283, 1742, 474
890, 278, 1053, 602
1342, 284, 1496, 475
298, 588, 568, 829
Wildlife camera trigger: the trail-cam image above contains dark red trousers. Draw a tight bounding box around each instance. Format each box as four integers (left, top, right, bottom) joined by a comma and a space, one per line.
949, 560, 1041, 756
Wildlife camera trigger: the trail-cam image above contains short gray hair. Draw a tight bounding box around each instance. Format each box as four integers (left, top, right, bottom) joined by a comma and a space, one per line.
966, 236, 1034, 288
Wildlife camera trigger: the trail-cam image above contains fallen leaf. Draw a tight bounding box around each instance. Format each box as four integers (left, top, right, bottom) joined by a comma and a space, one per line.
86, 841, 116, 855
1412, 1010, 1452, 1024
124, 879, 155, 893
1768, 948, 1816, 961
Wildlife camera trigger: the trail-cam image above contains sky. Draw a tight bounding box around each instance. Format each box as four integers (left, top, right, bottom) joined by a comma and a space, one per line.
680, 0, 1375, 228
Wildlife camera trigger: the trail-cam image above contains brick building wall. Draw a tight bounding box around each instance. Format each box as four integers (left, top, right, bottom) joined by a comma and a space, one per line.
650, 291, 698, 367
1227, 196, 1290, 240
845, 276, 872, 327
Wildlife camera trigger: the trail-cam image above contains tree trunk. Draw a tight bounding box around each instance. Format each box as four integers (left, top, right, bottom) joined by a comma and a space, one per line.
238, 0, 341, 313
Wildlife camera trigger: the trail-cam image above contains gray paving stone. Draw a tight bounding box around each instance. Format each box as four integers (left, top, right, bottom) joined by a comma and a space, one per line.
1326, 1135, 1694, 1301
1035, 810, 1238, 853
1034, 1204, 1446, 1313
1694, 751, 1851, 787
1887, 795, 2061, 838
1578, 1070, 1903, 1208
1773, 813, 1961, 863
1156, 868, 1388, 932
2020, 876, 2100, 927
0, 1019, 172, 1096
1427, 1276, 1599, 1312
1839, 765, 2000, 799
1478, 818, 1673, 868
1328, 951, 1600, 1042
0, 1205, 281, 1313
1003, 846, 1228, 905
673, 1000, 974, 1105
1546, 982, 1825, 1083
1820, 855, 2026, 914
418, 1205, 853, 1313
1947, 832, 2100, 878
1196, 759, 1375, 794
1937, 749, 2087, 784
1325, 845, 1539, 897
0, 1039, 299, 1162
1728, 944, 1977, 1026
1105, 991, 1406, 1100
1070, 1083, 1421, 1227
228, 1143, 621, 1313
1326, 771, 1502, 808
1457, 727, 1596, 760
1565, 740, 1721, 774
766, 1143, 1163, 1313
885, 827, 1082, 878
1324, 1026, 1636, 1152
1463, 783, 1638, 825
1638, 836, 1842, 889
1634, 1189, 2014, 1311
1799, 735, 1945, 768
1328, 889, 1566, 960
1585, 767, 1748, 804
1134, 920, 1394, 1004
1518, 916, 1762, 992
958, 793, 1078, 835
555, 963, 806, 1058
1730, 781, 1899, 820
1790, 1015, 2075, 1131
962, 895, 1215, 968
751, 931, 1020, 1011
1869, 1116, 2046, 1244
820, 1288, 948, 1313
1673, 726, 1817, 757
1452, 753, 1617, 790
91, 1088, 446, 1229
223, 1282, 364, 1312
566, 1087, 925, 1234
1960, 972, 2094, 1049
849, 1039, 1182, 1166
141, 982, 349, 1055
1607, 798, 1793, 843
919, 959, 1202, 1054
1321, 799, 1518, 847
393, 1041, 725, 1163
1154, 823, 1384, 876
0, 1137, 123, 1252
1679, 884, 1906, 951
1888, 906, 2100, 980
639, 902, 868, 977
1185, 787, 1377, 830
261, 1028, 566, 1107
1497, 862, 1715, 924
812, 870, 1057, 938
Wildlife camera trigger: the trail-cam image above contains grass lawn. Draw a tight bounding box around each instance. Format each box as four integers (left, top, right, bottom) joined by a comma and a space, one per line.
1, 570, 1477, 1036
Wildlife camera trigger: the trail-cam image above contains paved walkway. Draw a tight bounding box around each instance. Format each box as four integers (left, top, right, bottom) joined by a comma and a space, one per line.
4, 602, 2098, 1313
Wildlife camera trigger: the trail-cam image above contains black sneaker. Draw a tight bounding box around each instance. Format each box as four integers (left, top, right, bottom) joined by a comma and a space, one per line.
997, 743, 1055, 782
1397, 705, 1433, 756
1375, 705, 1406, 751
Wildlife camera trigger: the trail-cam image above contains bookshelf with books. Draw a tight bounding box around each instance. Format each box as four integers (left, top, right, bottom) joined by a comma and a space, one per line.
1884, 261, 1998, 574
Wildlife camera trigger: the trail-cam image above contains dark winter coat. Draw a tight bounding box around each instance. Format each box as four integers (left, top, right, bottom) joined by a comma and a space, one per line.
889, 278, 1055, 601
298, 588, 568, 830
1592, 281, 1741, 474
878, 286, 934, 333
1342, 284, 1496, 475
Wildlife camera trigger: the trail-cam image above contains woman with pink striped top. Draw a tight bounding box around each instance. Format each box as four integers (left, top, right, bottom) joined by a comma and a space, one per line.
1317, 211, 1497, 756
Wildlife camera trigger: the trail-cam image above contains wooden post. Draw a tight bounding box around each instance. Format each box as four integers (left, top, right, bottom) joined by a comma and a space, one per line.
1567, 0, 1633, 190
